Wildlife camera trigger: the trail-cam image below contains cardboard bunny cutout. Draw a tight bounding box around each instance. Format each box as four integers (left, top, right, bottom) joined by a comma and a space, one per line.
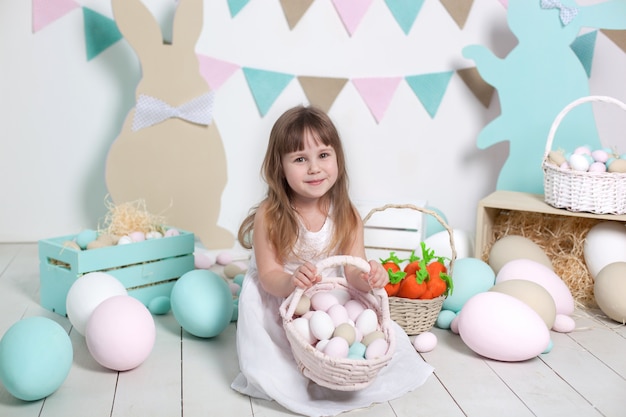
106, 0, 234, 249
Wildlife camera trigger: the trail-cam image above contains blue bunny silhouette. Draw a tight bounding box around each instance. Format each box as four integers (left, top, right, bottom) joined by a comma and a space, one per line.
463, 0, 626, 193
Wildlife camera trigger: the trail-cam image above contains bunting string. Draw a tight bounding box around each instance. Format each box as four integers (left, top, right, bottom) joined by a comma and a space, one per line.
31, 0, 611, 123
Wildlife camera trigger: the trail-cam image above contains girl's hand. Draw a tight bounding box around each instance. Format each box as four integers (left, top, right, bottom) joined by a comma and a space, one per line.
362, 260, 389, 289
292, 261, 321, 289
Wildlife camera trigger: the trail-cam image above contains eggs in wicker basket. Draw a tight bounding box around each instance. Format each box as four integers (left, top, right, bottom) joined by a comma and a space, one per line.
292, 290, 388, 360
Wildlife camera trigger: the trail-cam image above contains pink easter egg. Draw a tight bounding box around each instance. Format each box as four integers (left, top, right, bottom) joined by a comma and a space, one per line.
85, 295, 155, 371
216, 252, 233, 265
194, 252, 215, 269
496, 259, 574, 315
457, 292, 551, 362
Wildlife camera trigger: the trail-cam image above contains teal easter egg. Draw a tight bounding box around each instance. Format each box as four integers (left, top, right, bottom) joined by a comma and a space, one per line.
443, 257, 495, 313
233, 273, 245, 286
435, 309, 457, 329
76, 229, 98, 249
0, 317, 73, 401
148, 296, 171, 315
170, 270, 233, 338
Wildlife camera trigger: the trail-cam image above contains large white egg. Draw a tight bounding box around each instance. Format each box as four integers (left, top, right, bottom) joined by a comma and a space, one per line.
355, 309, 378, 335
584, 222, 626, 279
457, 292, 551, 362
309, 311, 335, 341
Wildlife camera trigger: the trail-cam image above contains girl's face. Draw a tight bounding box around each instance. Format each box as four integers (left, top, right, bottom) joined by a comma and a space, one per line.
281, 130, 338, 205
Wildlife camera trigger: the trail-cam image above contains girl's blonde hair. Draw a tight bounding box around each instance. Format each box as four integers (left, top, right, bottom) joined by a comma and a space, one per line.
238, 105, 358, 263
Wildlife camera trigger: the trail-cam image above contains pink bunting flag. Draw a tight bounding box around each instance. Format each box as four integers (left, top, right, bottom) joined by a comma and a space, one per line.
197, 55, 241, 90
499, 0, 508, 8
351, 77, 402, 123
331, 0, 374, 36
32, 0, 79, 33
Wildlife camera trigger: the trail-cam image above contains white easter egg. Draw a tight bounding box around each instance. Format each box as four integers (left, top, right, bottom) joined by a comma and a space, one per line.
355, 309, 378, 335
292, 317, 316, 345
117, 235, 133, 245
569, 153, 590, 171
584, 222, 626, 279
552, 314, 576, 333
309, 311, 335, 341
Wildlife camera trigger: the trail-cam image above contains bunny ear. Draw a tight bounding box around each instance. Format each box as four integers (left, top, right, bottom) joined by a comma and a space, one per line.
112, 0, 163, 59
171, 0, 204, 48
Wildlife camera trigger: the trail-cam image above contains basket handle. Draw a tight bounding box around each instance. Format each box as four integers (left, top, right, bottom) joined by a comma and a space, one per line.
284, 255, 391, 320
362, 203, 456, 275
544, 95, 626, 160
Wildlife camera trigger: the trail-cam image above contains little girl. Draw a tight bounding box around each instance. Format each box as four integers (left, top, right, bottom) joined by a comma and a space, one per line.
231, 105, 433, 416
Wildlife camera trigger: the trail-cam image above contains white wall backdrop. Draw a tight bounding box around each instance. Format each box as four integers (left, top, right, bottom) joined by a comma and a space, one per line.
1, 0, 625, 244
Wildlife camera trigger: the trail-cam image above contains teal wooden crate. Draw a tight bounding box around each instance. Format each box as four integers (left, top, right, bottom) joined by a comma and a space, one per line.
38, 230, 195, 316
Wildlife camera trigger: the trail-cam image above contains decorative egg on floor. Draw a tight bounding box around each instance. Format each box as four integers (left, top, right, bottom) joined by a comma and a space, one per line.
457, 292, 551, 362
0, 317, 73, 401
66, 272, 128, 336
490, 279, 556, 329
495, 259, 574, 317
594, 262, 626, 323
488, 235, 553, 275
170, 270, 233, 338
148, 295, 171, 315
583, 221, 626, 279
413, 331, 437, 353
85, 295, 155, 371
194, 251, 215, 269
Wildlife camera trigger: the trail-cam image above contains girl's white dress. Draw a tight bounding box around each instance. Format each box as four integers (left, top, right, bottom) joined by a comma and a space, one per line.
231, 216, 434, 417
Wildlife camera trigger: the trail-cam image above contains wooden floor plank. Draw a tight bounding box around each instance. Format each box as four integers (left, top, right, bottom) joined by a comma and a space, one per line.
420, 328, 535, 417
542, 330, 626, 417
389, 371, 466, 417
111, 313, 183, 417
181, 323, 252, 417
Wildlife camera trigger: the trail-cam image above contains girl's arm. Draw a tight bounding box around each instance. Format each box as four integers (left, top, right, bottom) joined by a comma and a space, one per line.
343, 210, 388, 292
253, 203, 320, 298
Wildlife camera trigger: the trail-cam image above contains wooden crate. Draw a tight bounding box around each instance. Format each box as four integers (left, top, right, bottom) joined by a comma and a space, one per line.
38, 230, 195, 316
475, 190, 626, 259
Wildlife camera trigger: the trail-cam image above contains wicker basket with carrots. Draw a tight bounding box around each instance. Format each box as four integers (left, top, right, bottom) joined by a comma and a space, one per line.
363, 205, 456, 336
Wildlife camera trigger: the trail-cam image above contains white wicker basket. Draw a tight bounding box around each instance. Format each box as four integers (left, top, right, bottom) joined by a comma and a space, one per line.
279, 256, 395, 391
543, 95, 626, 215
363, 204, 456, 335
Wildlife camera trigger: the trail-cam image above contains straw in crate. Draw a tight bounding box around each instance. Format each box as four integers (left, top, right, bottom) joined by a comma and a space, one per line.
279, 256, 396, 391
543, 95, 626, 215
363, 204, 456, 336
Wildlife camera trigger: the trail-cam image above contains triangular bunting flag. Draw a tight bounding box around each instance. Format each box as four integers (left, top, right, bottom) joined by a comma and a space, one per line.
439, 0, 474, 30
243, 67, 295, 117
571, 31, 597, 78
331, 0, 374, 36
352, 77, 402, 123
82, 7, 123, 61
405, 71, 454, 118
280, 0, 315, 30
384, 0, 425, 35
197, 55, 241, 90
297, 76, 348, 113
32, 0, 79, 33
228, 0, 251, 18
601, 29, 626, 54
457, 67, 494, 108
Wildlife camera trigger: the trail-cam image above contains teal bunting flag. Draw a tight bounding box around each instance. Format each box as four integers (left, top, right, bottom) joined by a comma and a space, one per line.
384, 0, 425, 35
242, 67, 295, 116
228, 0, 251, 17
82, 7, 122, 61
571, 31, 598, 78
405, 71, 454, 118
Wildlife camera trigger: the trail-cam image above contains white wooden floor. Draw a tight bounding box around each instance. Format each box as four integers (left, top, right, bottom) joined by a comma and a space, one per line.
1, 243, 625, 417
